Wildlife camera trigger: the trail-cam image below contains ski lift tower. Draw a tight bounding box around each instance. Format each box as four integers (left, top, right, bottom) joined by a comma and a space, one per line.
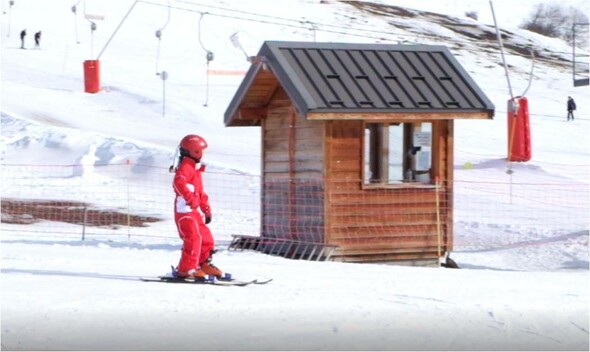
573, 22, 589, 87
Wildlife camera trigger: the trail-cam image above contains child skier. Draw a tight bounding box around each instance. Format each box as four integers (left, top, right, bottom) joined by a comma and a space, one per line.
172, 134, 222, 279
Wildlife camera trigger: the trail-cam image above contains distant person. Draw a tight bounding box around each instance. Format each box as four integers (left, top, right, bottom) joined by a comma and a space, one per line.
19, 29, 26, 49
34, 31, 41, 48
567, 96, 576, 121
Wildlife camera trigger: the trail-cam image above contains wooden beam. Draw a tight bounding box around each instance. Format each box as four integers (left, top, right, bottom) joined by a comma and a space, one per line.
445, 120, 454, 251
263, 81, 281, 104
307, 111, 492, 121
238, 107, 268, 120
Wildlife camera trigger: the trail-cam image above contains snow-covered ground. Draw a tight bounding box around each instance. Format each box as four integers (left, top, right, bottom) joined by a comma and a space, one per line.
1, 0, 589, 350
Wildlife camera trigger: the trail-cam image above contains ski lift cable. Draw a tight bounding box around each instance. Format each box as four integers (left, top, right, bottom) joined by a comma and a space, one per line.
490, 0, 514, 100
71, 0, 82, 44
82, 0, 98, 30
82, 0, 92, 25
141, 0, 409, 41
490, 0, 517, 179
83, 0, 98, 57
139, 0, 579, 70
155, 35, 161, 73
197, 12, 213, 107
71, 0, 82, 14
97, 0, 140, 60
520, 49, 535, 97
176, 0, 420, 41
144, 0, 572, 66
158, 0, 171, 32
197, 12, 211, 54
177, 0, 398, 36
155, 0, 171, 74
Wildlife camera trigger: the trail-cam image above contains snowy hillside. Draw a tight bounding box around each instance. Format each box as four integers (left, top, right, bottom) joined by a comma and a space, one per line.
1, 0, 589, 350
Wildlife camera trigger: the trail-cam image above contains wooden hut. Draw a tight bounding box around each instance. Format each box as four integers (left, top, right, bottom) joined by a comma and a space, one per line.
224, 41, 494, 266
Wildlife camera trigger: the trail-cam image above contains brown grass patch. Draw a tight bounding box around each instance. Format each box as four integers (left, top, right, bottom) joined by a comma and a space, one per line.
1, 198, 161, 227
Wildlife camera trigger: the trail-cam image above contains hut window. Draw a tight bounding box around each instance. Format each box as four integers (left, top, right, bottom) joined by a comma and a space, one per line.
364, 122, 432, 185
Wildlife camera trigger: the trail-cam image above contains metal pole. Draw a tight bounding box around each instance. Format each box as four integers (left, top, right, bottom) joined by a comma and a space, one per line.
7, 1, 13, 37
97, 0, 139, 60
90, 23, 95, 57
573, 23, 576, 84
160, 70, 168, 117
126, 159, 131, 243
435, 177, 442, 265
520, 49, 535, 97
491, 0, 517, 183
489, 1, 514, 99
82, 206, 87, 240
72, 5, 80, 44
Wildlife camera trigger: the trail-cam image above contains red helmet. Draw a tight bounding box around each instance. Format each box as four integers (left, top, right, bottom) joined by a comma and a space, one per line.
179, 134, 207, 161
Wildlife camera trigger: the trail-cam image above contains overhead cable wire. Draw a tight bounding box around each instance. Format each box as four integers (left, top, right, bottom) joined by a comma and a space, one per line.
137, 0, 575, 68
174, 0, 580, 62
139, 0, 424, 42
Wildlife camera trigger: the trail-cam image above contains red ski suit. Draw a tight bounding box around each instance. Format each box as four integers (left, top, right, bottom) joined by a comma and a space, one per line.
173, 157, 214, 273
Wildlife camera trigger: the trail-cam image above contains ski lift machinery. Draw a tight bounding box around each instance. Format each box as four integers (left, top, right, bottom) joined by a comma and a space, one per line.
490, 1, 535, 167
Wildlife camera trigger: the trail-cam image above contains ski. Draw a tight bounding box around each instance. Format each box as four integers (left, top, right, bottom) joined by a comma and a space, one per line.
140, 265, 272, 286
214, 276, 273, 285
140, 276, 256, 286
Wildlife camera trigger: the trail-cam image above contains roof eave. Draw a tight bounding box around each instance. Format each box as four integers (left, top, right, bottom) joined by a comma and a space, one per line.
307, 109, 494, 121
224, 62, 264, 127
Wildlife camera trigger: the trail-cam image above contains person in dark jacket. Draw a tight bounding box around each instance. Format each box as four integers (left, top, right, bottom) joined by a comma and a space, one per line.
567, 96, 576, 121
19, 29, 26, 49
34, 31, 41, 48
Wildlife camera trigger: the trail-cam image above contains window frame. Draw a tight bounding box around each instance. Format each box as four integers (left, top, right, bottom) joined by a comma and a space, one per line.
362, 121, 435, 189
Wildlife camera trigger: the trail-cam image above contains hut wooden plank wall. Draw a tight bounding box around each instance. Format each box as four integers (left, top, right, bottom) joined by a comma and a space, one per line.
224, 41, 494, 265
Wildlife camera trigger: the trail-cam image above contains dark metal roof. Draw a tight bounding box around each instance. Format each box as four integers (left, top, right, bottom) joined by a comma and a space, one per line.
225, 41, 494, 125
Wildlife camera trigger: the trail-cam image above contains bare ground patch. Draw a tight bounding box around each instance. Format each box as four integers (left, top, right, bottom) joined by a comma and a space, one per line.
1, 198, 161, 227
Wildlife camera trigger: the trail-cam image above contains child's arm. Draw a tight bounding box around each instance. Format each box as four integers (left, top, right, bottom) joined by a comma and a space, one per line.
173, 166, 197, 208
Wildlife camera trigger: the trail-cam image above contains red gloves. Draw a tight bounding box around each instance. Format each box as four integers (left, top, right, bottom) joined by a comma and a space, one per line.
202, 205, 212, 224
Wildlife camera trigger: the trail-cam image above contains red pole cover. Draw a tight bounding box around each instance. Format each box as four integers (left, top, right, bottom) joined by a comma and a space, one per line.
83, 60, 100, 93
507, 96, 531, 162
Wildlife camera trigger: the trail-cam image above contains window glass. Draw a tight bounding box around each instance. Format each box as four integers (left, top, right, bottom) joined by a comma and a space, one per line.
364, 122, 432, 185
388, 124, 404, 183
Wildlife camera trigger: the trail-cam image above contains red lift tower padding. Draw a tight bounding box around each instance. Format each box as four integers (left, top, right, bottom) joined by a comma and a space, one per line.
83, 60, 100, 93
507, 96, 531, 162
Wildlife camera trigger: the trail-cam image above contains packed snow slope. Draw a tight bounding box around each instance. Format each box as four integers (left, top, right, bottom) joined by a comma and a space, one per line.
1, 0, 589, 351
